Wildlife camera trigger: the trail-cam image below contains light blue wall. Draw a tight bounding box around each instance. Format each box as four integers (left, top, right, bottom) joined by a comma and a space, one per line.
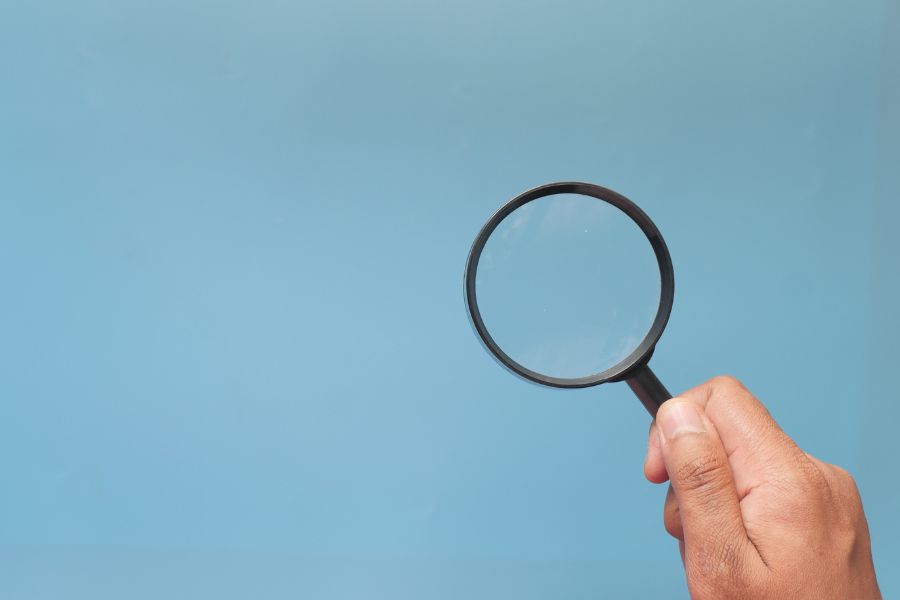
1, 1, 896, 597
863, 0, 900, 595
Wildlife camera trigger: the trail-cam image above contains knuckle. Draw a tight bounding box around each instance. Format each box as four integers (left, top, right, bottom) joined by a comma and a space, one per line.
788, 452, 832, 497
709, 374, 745, 393
798, 455, 831, 490
832, 464, 850, 480
830, 463, 857, 489
829, 464, 866, 524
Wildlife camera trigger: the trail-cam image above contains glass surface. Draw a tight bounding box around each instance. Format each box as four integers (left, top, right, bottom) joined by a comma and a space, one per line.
475, 194, 661, 379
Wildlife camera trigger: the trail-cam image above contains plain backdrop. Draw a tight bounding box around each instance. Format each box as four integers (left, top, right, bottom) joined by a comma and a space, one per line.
1, 0, 898, 598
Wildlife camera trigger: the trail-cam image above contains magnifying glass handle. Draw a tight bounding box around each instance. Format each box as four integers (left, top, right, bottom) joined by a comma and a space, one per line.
626, 364, 671, 418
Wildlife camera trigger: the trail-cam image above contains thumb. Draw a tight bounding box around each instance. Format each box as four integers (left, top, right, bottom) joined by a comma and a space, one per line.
656, 399, 759, 579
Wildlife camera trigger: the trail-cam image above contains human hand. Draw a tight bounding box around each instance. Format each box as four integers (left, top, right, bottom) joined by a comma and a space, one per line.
644, 376, 881, 599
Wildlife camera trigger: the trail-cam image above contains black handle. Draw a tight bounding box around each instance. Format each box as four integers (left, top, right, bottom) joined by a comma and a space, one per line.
625, 363, 671, 417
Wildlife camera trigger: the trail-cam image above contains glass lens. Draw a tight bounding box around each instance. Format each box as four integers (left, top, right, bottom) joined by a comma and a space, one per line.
475, 193, 661, 380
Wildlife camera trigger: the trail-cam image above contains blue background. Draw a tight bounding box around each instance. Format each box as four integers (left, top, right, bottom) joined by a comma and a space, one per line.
1, 1, 898, 598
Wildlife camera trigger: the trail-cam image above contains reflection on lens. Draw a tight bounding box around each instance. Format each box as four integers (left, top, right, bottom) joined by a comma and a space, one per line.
475, 193, 660, 379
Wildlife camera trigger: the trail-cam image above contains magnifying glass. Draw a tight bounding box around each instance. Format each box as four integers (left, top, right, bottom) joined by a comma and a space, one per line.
464, 182, 674, 417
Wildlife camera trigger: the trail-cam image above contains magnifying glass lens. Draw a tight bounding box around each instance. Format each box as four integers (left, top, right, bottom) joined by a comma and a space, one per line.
475, 193, 661, 380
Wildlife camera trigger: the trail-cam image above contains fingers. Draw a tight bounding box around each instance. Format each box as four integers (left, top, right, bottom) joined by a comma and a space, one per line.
680, 376, 807, 495
644, 376, 808, 501
644, 420, 668, 483
644, 375, 811, 580
663, 484, 683, 540
655, 398, 759, 575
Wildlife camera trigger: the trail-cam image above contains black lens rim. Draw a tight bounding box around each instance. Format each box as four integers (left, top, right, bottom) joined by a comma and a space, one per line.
464, 181, 675, 389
